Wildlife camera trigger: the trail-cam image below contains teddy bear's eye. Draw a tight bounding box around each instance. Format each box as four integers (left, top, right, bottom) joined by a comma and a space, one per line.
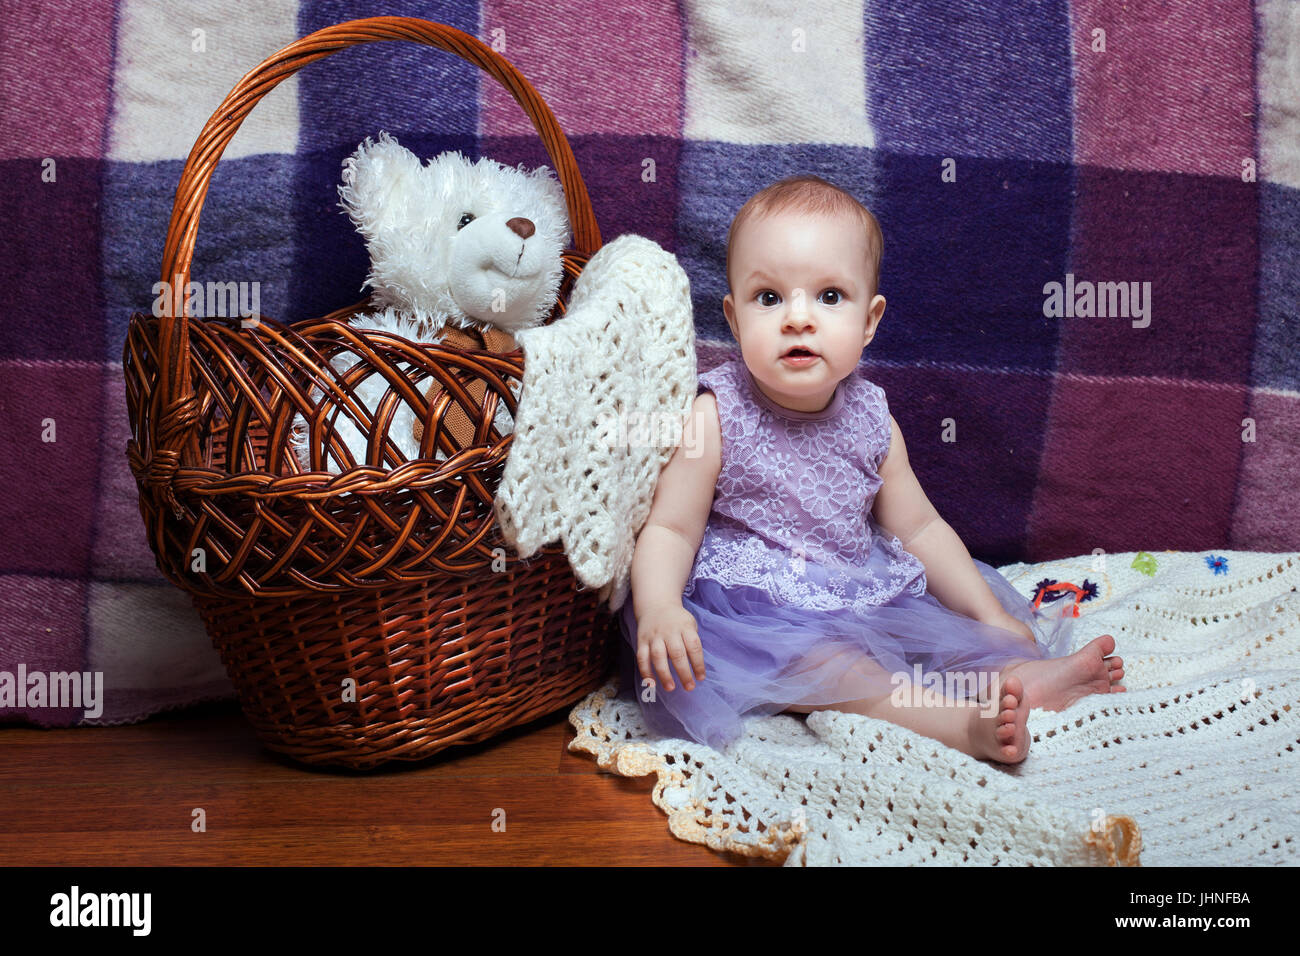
457, 212, 475, 230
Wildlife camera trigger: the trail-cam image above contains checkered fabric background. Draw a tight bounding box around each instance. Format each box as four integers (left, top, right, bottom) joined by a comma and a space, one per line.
1, 0, 1296, 725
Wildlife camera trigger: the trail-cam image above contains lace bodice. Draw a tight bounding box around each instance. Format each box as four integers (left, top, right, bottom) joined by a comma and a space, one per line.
684, 358, 927, 611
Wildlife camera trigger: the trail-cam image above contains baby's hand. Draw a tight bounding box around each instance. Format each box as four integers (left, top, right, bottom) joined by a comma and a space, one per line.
636, 604, 706, 693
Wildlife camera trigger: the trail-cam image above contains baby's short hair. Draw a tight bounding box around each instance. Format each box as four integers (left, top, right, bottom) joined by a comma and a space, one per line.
726, 175, 883, 298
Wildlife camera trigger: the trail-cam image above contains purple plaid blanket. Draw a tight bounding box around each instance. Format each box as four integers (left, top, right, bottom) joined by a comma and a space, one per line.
2, 0, 1296, 727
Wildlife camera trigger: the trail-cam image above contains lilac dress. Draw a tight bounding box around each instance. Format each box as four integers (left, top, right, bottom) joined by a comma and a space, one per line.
616, 357, 1076, 750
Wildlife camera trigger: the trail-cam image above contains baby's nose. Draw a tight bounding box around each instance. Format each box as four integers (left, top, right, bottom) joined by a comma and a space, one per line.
785, 298, 813, 325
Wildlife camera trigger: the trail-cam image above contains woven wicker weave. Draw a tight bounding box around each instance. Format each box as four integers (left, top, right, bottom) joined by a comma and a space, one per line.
122, 17, 615, 768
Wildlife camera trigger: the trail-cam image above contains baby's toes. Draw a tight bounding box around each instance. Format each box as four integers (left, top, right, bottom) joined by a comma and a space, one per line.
1108, 660, 1127, 692
1091, 633, 1117, 658
995, 679, 1023, 737
1000, 675, 1024, 706
996, 708, 1018, 741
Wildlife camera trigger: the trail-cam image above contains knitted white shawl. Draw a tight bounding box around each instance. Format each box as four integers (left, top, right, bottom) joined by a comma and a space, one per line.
494, 234, 698, 611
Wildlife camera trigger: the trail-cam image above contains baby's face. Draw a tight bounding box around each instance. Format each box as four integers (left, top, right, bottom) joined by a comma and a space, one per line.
723, 209, 885, 413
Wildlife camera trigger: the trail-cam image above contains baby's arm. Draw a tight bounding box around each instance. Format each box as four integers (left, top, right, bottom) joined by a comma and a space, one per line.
871, 415, 1035, 644
629, 391, 723, 690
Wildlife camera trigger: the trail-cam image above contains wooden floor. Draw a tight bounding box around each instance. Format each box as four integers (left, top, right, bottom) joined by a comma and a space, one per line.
0, 698, 774, 866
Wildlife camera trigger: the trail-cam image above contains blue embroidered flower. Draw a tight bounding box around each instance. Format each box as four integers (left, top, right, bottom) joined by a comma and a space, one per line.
1205, 554, 1229, 575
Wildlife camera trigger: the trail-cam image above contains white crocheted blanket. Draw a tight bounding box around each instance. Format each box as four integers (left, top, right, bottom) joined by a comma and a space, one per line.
494, 234, 697, 611
568, 549, 1300, 865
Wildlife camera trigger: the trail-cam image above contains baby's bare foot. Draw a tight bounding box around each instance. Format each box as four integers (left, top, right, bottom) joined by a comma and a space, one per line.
967, 672, 1030, 764
1004, 634, 1126, 712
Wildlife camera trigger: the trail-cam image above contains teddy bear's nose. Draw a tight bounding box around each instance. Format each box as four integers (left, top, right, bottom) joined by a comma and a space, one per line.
506, 217, 535, 239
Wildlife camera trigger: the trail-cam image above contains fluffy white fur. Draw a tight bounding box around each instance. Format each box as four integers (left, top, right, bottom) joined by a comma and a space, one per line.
292, 132, 571, 470
340, 130, 569, 338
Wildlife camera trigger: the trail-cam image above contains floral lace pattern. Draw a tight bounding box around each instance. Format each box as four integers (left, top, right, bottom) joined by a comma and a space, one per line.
684, 359, 927, 611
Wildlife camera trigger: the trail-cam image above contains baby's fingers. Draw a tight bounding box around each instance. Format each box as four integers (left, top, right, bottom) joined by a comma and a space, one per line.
650, 639, 679, 692
666, 638, 697, 692
635, 643, 655, 692
681, 628, 706, 684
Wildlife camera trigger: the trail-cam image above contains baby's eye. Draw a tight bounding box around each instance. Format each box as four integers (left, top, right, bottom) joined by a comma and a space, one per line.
819, 288, 844, 305
457, 212, 475, 230
757, 290, 780, 307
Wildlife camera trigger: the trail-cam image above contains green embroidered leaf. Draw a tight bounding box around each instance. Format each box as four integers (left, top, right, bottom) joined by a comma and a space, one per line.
1131, 551, 1157, 576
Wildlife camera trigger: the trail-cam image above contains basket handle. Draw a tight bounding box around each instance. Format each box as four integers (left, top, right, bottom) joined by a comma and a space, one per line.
152, 16, 602, 481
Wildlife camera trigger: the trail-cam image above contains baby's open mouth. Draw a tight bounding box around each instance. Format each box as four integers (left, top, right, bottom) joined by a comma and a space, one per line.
781, 346, 818, 358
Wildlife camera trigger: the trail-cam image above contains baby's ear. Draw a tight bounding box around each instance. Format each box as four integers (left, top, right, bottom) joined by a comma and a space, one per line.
337, 130, 425, 239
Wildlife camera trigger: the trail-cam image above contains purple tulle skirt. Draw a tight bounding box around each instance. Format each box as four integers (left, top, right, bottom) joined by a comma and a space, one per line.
617, 558, 1077, 751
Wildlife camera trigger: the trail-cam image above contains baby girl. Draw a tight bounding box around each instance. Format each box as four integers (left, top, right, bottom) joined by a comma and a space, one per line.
616, 174, 1125, 764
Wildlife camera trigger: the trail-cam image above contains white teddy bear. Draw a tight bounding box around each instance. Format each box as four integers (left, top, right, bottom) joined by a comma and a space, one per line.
287, 130, 698, 611
292, 130, 570, 471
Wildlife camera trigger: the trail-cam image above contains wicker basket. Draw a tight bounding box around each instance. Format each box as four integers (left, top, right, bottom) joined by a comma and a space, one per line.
122, 17, 617, 769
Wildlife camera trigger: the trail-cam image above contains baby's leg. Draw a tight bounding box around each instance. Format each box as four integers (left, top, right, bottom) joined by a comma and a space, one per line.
779, 646, 1031, 764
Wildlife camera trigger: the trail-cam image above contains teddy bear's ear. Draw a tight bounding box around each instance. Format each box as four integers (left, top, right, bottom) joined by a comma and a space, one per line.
337, 130, 425, 239
527, 164, 572, 249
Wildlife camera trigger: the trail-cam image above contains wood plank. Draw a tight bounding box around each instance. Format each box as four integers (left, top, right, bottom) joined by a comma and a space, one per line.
0, 701, 775, 866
